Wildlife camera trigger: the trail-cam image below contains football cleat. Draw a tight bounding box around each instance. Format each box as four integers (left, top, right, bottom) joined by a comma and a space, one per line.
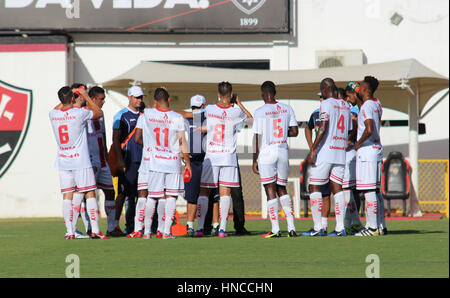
300, 228, 326, 237
218, 229, 228, 238
354, 227, 378, 237
187, 227, 195, 237
74, 230, 90, 239
143, 233, 151, 239
90, 232, 110, 239
156, 231, 163, 238
163, 234, 176, 240
126, 231, 143, 238
328, 229, 347, 237
262, 231, 282, 238
65, 234, 75, 240
107, 226, 125, 237
193, 229, 204, 238
287, 230, 298, 238
211, 227, 219, 237
378, 227, 388, 236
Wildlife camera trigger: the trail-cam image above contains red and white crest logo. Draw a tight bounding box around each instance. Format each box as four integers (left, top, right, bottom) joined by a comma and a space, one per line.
0, 80, 32, 179
163, 113, 168, 120
222, 110, 227, 118
232, 0, 266, 15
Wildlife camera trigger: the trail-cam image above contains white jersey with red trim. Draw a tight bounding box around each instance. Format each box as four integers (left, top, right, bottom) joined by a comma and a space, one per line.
86, 116, 108, 168
139, 108, 185, 174
204, 104, 247, 167
49, 107, 93, 170
253, 101, 297, 151
316, 97, 352, 165
357, 98, 383, 161
136, 114, 150, 173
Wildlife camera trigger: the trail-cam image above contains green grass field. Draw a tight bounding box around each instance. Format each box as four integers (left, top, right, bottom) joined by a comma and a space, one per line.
0, 217, 448, 278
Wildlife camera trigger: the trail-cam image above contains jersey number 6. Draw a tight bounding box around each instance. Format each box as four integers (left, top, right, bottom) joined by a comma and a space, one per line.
58, 125, 69, 144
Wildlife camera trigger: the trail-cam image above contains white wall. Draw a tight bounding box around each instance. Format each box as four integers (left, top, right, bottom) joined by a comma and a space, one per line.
0, 50, 67, 218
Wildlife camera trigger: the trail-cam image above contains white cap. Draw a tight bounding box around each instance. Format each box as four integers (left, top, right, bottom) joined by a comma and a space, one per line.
128, 86, 145, 97
317, 92, 322, 97
190, 94, 206, 107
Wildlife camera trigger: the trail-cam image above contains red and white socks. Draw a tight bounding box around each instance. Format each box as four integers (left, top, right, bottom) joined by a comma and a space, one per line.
144, 197, 157, 235
86, 197, 100, 234
364, 191, 378, 230
134, 197, 147, 232
279, 195, 296, 232
310, 192, 323, 232
267, 198, 280, 233
104, 199, 116, 233
196, 195, 209, 231
219, 196, 231, 232
163, 197, 177, 236
63, 199, 74, 235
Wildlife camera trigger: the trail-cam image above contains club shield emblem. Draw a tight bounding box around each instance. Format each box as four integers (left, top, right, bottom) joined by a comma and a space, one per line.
232, 0, 266, 15
0, 80, 32, 178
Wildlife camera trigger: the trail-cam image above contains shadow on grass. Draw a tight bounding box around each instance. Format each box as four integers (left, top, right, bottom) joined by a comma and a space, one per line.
386, 230, 446, 235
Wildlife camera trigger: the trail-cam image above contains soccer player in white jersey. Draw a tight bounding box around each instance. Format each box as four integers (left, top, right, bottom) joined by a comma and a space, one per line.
252, 81, 299, 238
194, 82, 253, 238
49, 86, 109, 239
134, 87, 192, 239
354, 76, 387, 236
301, 78, 352, 237
342, 82, 364, 234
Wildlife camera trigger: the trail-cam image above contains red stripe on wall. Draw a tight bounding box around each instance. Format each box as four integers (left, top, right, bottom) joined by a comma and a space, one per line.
0, 43, 66, 52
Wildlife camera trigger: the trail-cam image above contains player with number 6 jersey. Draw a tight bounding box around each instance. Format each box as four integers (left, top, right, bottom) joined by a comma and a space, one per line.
50, 86, 108, 239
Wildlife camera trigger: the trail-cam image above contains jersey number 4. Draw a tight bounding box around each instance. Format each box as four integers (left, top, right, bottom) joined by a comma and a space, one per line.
337, 115, 345, 134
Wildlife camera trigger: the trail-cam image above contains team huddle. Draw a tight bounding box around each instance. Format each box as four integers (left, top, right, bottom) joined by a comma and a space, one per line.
49, 76, 386, 240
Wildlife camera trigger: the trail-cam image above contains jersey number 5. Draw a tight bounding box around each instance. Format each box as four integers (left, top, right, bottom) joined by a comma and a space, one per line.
273, 119, 283, 138
58, 125, 69, 144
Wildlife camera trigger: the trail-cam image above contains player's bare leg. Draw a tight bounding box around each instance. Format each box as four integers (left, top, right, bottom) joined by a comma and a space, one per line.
276, 185, 296, 237
186, 202, 197, 236
113, 193, 125, 235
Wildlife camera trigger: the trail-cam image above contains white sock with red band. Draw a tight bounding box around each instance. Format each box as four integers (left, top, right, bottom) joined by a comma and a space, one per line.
71, 192, 84, 233
86, 197, 100, 234
144, 197, 157, 235
104, 200, 116, 233
157, 198, 166, 233
134, 197, 147, 232
364, 192, 378, 230
63, 199, 74, 235
279, 195, 296, 232
267, 198, 280, 233
334, 191, 346, 232
163, 197, 177, 235
309, 192, 323, 232
80, 201, 90, 233
196, 196, 209, 231
219, 196, 231, 231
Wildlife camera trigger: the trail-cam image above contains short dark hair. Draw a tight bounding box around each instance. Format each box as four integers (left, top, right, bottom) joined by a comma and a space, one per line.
71, 83, 87, 90
261, 81, 276, 97
337, 87, 346, 99
58, 86, 73, 105
364, 76, 379, 94
218, 81, 233, 97
154, 87, 169, 102
88, 86, 105, 98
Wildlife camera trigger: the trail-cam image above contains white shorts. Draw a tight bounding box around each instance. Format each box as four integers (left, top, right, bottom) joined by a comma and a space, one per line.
343, 149, 357, 188
147, 171, 183, 198
95, 166, 114, 190
309, 162, 344, 185
258, 155, 290, 186
137, 170, 149, 191
59, 168, 97, 194
356, 160, 381, 190
200, 162, 240, 188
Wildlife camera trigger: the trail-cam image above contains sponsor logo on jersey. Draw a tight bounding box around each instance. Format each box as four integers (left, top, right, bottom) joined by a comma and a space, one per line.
0, 80, 32, 179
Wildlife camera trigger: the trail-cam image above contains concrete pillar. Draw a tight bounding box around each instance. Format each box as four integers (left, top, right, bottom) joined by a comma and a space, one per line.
408, 86, 422, 216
